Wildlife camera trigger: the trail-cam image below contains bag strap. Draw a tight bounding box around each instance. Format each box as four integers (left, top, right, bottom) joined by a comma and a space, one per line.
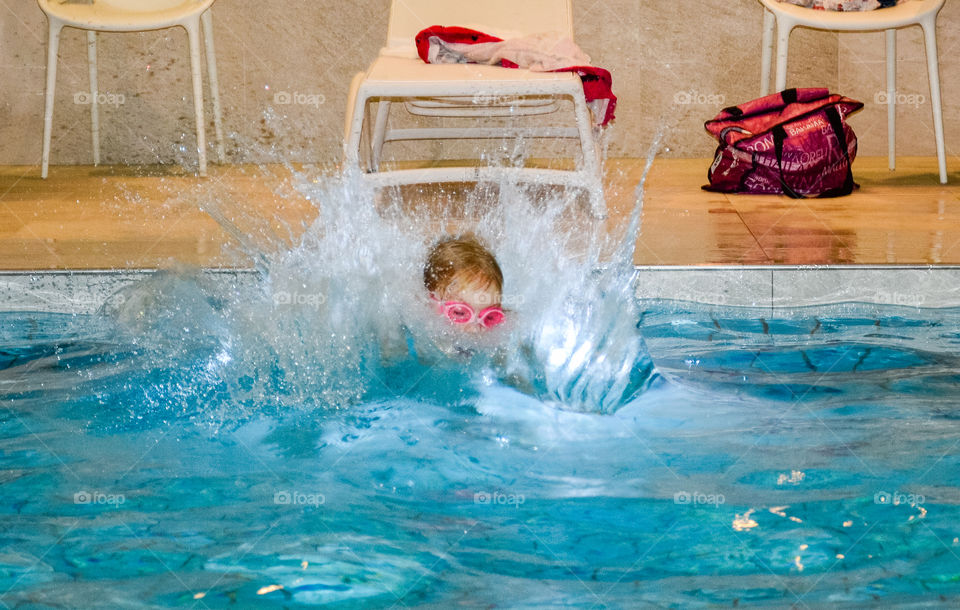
772, 124, 804, 199
772, 105, 855, 199
818, 105, 856, 198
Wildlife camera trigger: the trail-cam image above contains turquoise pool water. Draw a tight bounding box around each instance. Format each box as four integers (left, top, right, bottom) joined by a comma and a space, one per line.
3, 301, 960, 607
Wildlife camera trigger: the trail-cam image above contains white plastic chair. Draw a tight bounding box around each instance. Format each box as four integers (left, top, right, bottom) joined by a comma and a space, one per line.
343, 0, 606, 216
759, 0, 948, 184
38, 0, 225, 178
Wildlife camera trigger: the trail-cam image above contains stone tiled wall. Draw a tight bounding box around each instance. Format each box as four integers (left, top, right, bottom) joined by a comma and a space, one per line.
837, 11, 959, 161
1, 0, 955, 166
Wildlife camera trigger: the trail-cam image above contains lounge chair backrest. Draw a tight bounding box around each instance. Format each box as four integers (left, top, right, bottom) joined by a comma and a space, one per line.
38, 0, 205, 13
386, 0, 574, 53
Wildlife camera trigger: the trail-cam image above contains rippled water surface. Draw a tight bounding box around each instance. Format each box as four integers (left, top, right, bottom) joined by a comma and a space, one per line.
3, 301, 960, 607
3, 154, 960, 606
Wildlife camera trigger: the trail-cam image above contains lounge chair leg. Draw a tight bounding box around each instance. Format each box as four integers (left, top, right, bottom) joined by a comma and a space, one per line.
774, 18, 792, 91
186, 18, 207, 177
572, 91, 605, 219
886, 29, 896, 171
42, 21, 62, 179
922, 17, 947, 184
344, 87, 368, 171
588, 189, 606, 220
761, 9, 774, 96
87, 31, 100, 166
201, 9, 225, 163
371, 100, 391, 172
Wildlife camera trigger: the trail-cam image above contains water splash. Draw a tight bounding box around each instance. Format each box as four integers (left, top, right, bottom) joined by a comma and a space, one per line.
501, 136, 662, 413
99, 141, 661, 420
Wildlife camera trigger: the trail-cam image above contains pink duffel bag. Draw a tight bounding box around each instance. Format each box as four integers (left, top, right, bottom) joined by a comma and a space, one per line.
703, 88, 864, 198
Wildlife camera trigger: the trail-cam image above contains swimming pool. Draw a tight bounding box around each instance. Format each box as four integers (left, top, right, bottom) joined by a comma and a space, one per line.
4, 160, 960, 606
3, 295, 960, 607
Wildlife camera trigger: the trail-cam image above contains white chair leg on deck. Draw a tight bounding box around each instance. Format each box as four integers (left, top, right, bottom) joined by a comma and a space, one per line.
586, 186, 606, 220
921, 17, 947, 184
886, 29, 896, 171
87, 30, 100, 166
371, 100, 391, 172
185, 19, 208, 177
344, 87, 369, 170
761, 9, 775, 96
573, 92, 605, 219
774, 18, 792, 92
342, 72, 370, 171
201, 9, 224, 163
42, 20, 62, 179
343, 73, 361, 145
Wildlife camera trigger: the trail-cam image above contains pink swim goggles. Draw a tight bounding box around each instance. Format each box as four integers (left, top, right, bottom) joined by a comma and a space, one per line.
432, 296, 505, 329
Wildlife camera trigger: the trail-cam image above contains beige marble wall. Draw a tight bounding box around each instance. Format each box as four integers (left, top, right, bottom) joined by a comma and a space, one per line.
836, 1, 960, 158
0, 0, 954, 167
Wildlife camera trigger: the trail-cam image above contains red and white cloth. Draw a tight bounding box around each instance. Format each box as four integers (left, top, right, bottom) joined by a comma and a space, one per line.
778, 0, 899, 10
414, 26, 616, 126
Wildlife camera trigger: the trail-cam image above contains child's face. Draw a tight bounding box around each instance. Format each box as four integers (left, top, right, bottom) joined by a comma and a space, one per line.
433, 275, 504, 333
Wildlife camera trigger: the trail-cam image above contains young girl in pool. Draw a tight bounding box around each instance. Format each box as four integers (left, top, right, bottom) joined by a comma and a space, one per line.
377, 233, 506, 365
423, 235, 505, 334
384, 232, 652, 407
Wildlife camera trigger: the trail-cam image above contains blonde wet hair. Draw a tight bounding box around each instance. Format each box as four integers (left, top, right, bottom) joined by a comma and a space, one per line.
424, 235, 503, 299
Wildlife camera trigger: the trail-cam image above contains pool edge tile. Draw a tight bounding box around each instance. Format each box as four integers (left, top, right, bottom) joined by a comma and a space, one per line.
0, 269, 260, 314
634, 268, 773, 308
771, 267, 960, 308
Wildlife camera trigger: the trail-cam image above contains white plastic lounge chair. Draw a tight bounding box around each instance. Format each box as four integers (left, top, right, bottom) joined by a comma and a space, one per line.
343, 0, 607, 216
759, 0, 948, 184
38, 0, 225, 178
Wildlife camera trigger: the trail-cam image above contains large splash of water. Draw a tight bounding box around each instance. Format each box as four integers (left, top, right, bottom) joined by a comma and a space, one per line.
100, 150, 658, 422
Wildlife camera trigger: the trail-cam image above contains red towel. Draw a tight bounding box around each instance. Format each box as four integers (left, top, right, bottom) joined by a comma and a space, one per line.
414, 26, 616, 126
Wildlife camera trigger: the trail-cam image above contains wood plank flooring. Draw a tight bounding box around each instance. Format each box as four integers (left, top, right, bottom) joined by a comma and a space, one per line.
0, 157, 956, 270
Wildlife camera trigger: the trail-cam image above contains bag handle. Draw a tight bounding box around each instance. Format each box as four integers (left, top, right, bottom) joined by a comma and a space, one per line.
819, 105, 856, 198
772, 125, 803, 199
772, 105, 855, 199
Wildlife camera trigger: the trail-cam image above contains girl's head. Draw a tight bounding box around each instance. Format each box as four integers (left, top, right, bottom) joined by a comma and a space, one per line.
424, 235, 504, 330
